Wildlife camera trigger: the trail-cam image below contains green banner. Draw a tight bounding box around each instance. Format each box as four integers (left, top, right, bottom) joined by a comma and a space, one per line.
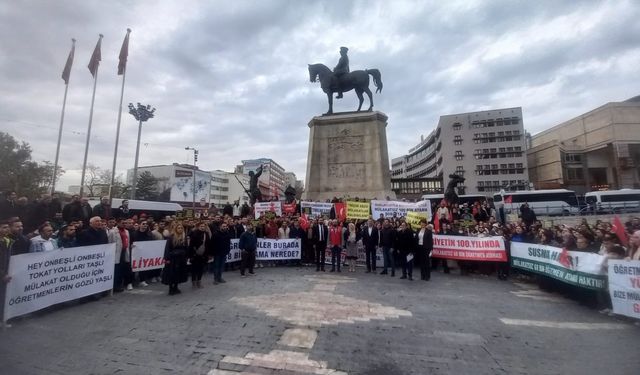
511, 242, 607, 290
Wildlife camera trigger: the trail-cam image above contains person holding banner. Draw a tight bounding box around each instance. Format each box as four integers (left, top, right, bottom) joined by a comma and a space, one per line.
414, 220, 433, 281
361, 219, 379, 273
1, 221, 13, 327
163, 223, 189, 295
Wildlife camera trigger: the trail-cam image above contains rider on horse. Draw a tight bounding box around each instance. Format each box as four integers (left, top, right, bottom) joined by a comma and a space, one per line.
333, 47, 349, 99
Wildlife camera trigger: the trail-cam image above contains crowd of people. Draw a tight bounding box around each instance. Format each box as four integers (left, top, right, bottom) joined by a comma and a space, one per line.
2, 190, 640, 326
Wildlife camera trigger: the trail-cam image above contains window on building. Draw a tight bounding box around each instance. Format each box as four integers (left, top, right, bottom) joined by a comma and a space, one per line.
566, 168, 584, 181
453, 122, 462, 131
455, 150, 464, 160
565, 154, 582, 163
454, 135, 462, 145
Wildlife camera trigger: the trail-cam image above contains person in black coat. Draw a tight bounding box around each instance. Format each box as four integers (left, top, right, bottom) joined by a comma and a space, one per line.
379, 220, 396, 276
312, 218, 329, 271
76, 216, 108, 246
188, 222, 212, 288
361, 219, 379, 273
396, 222, 415, 280
132, 221, 154, 285
210, 222, 231, 284
62, 195, 83, 224
7, 218, 30, 255
163, 223, 189, 295
414, 220, 433, 281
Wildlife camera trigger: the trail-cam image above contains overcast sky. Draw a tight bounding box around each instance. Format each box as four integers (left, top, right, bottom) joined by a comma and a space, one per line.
1, 0, 639, 191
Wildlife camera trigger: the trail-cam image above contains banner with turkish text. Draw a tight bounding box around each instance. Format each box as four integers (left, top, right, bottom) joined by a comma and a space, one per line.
131, 240, 167, 271
432, 235, 507, 262
406, 211, 429, 230
226, 238, 302, 263
371, 200, 432, 221
254, 201, 282, 219
300, 201, 333, 218
4, 243, 116, 320
511, 242, 607, 290
608, 260, 640, 319
346, 201, 370, 220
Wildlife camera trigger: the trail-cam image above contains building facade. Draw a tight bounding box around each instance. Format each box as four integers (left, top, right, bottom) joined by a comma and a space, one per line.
392, 107, 529, 195
127, 164, 211, 205
527, 96, 640, 194
209, 170, 250, 207
240, 158, 287, 200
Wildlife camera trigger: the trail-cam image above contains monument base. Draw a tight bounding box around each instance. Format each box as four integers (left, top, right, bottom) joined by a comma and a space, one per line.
302, 111, 396, 202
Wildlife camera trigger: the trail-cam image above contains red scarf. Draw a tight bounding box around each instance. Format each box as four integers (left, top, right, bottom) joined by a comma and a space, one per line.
118, 227, 129, 249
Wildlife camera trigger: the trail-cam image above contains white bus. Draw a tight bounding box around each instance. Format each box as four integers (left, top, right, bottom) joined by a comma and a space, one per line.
584, 189, 640, 212
493, 189, 580, 216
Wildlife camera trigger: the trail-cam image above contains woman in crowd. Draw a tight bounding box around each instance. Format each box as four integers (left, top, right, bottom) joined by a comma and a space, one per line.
343, 222, 360, 272
188, 222, 211, 289
163, 223, 189, 295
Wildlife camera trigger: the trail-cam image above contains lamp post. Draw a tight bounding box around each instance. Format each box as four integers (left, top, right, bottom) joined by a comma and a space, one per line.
129, 102, 155, 200
185, 147, 199, 210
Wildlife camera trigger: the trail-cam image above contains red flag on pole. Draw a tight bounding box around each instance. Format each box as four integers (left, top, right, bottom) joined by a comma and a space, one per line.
118, 29, 131, 75
88, 35, 102, 77
334, 202, 346, 222
299, 213, 310, 231
61, 39, 75, 84
612, 215, 629, 247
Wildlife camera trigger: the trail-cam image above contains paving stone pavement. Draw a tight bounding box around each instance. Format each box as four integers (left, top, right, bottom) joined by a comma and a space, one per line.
1, 267, 638, 375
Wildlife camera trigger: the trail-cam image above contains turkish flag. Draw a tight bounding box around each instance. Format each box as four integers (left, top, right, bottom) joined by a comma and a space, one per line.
612, 215, 629, 247
504, 195, 513, 204
299, 213, 310, 231
335, 203, 346, 222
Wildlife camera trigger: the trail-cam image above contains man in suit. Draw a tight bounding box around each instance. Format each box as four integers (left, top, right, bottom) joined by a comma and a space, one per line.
312, 217, 329, 271
361, 218, 379, 273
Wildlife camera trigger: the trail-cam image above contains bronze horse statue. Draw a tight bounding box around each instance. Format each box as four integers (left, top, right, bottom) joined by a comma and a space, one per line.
308, 63, 383, 115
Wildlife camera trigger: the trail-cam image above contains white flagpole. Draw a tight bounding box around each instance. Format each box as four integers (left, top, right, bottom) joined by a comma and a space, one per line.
52, 38, 76, 195
80, 34, 103, 198
110, 29, 131, 199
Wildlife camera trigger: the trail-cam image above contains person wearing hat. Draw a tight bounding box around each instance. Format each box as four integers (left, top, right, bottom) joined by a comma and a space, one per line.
57, 224, 78, 248
333, 46, 350, 99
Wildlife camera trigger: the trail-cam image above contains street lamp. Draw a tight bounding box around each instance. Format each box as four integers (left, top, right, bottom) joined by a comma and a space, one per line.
129, 102, 156, 200
185, 146, 199, 209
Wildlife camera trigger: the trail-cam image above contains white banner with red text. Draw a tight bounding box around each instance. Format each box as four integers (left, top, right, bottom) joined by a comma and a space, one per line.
608, 260, 640, 319
254, 201, 283, 219
131, 240, 167, 271
4, 243, 116, 321
226, 238, 302, 263
511, 242, 607, 290
432, 235, 507, 262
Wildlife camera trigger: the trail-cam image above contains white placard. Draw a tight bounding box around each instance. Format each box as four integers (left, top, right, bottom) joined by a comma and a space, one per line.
131, 240, 167, 271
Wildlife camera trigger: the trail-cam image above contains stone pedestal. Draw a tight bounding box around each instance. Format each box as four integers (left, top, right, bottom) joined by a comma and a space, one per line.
303, 111, 396, 201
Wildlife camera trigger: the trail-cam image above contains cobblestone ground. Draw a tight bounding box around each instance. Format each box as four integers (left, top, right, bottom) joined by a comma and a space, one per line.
1, 266, 638, 375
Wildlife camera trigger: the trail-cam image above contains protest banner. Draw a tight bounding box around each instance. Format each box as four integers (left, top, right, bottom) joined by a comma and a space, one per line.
608, 260, 640, 319
432, 235, 507, 262
346, 201, 370, 220
4, 243, 116, 320
300, 201, 333, 218
226, 238, 302, 263
254, 201, 282, 219
131, 240, 167, 272
511, 242, 607, 290
282, 201, 297, 215
371, 200, 432, 221
406, 211, 429, 230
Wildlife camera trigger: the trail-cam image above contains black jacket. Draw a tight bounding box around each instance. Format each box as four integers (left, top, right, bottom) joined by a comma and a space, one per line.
76, 227, 108, 247
380, 227, 396, 248
188, 229, 211, 258
414, 229, 433, 257
396, 228, 415, 254
311, 224, 329, 245
210, 229, 231, 257
361, 226, 379, 249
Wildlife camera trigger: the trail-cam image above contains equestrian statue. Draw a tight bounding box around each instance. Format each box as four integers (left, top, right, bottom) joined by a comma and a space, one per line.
444, 174, 466, 205
308, 47, 383, 115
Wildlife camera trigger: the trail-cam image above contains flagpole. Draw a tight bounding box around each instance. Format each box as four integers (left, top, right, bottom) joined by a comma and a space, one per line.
110, 29, 131, 199
80, 34, 103, 198
52, 38, 76, 195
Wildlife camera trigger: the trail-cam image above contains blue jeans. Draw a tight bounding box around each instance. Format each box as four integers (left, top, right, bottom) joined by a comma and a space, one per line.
382, 246, 395, 274
331, 246, 342, 271
213, 255, 226, 281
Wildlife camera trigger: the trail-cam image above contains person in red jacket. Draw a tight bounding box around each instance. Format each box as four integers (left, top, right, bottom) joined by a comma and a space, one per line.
329, 220, 344, 272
